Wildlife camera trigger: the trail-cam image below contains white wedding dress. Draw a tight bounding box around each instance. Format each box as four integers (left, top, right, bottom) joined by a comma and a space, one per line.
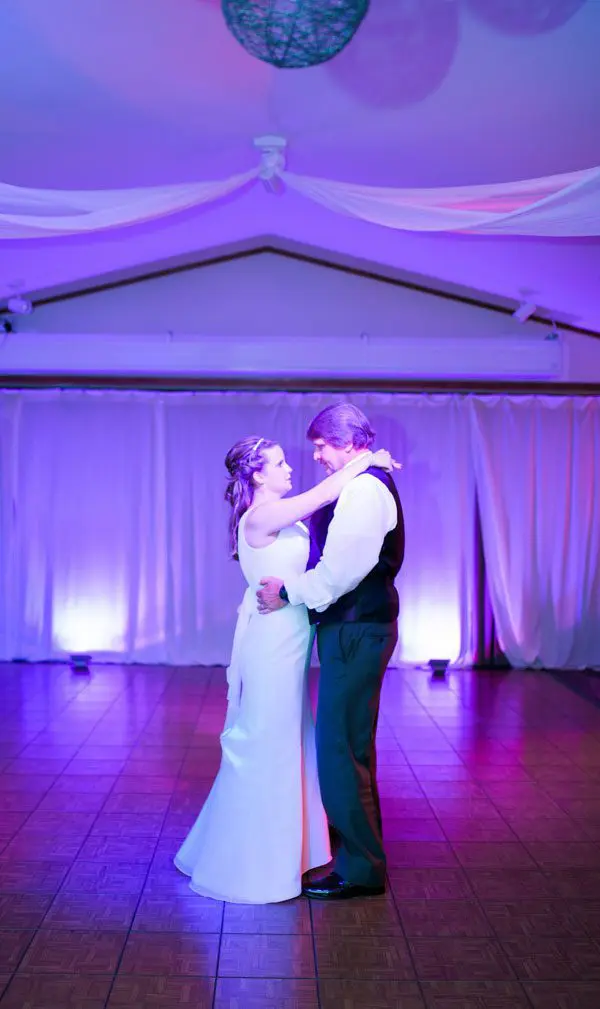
174, 512, 331, 903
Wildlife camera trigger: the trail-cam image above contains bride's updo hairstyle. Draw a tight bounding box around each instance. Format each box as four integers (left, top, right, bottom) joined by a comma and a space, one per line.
225, 436, 276, 559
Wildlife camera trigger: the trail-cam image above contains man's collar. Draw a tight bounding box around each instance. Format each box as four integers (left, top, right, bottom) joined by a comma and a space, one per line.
341, 450, 370, 471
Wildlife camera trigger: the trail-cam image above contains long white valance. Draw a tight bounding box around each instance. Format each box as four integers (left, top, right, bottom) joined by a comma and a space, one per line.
1, 161, 599, 240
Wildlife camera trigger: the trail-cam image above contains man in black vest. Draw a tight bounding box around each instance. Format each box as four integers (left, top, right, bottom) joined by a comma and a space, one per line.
257, 403, 405, 900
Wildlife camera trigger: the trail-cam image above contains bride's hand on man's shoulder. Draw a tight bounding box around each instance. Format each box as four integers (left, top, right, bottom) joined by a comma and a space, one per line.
371, 448, 402, 473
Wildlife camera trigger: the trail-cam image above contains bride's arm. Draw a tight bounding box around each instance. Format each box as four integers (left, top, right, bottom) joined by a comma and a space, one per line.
246, 450, 397, 538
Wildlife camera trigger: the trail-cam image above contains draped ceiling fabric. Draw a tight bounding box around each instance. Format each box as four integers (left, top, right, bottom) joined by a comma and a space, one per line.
1, 164, 599, 239
281, 166, 600, 237
0, 390, 598, 671
0, 171, 260, 240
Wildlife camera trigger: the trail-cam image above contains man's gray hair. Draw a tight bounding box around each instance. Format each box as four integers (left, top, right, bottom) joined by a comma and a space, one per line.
307, 403, 375, 449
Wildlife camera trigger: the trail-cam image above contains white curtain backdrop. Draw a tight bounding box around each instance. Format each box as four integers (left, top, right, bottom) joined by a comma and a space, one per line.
0, 390, 476, 668
469, 395, 600, 669
1, 389, 598, 669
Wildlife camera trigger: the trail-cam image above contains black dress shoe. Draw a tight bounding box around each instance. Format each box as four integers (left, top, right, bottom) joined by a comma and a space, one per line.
302, 871, 385, 900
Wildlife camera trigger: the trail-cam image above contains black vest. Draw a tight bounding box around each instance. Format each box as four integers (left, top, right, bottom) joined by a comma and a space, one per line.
306, 467, 405, 626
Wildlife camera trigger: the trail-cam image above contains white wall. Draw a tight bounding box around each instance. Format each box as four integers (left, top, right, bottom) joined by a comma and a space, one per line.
4, 251, 600, 382
9, 250, 560, 338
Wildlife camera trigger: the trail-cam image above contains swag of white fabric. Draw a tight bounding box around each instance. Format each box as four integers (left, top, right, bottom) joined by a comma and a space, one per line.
1, 162, 599, 239
282, 165, 600, 237
0, 169, 260, 239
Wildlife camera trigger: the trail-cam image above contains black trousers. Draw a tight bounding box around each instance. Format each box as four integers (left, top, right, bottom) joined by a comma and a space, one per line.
315, 620, 398, 886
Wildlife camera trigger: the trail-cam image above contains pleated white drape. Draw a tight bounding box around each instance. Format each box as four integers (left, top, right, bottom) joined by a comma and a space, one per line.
0, 389, 598, 669
0, 390, 475, 667
469, 395, 600, 669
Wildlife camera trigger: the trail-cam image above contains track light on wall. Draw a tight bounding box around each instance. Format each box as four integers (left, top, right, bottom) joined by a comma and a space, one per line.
0, 291, 33, 334
6, 295, 33, 316
513, 302, 537, 323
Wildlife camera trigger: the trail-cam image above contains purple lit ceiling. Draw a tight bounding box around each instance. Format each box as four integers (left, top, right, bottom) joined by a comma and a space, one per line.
1, 0, 599, 331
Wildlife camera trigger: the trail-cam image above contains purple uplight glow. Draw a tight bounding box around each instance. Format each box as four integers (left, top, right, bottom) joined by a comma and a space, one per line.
52, 594, 128, 654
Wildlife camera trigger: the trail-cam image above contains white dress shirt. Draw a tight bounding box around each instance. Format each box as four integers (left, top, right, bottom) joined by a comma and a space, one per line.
284, 473, 398, 613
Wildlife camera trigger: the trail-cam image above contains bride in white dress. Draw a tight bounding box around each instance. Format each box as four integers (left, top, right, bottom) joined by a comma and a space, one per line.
174, 435, 393, 904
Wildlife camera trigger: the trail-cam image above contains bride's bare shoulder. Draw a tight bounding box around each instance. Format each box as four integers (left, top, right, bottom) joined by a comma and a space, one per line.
243, 505, 263, 530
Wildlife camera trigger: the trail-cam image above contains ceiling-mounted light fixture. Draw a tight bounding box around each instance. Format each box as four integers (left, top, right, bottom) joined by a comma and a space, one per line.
254, 134, 286, 193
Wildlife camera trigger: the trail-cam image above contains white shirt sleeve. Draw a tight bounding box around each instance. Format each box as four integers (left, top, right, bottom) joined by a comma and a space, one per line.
284, 474, 397, 613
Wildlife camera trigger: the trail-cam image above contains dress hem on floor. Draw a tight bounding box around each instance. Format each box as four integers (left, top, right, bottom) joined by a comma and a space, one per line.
173, 854, 330, 905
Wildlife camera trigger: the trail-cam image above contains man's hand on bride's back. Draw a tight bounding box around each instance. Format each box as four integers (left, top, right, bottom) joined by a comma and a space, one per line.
372, 448, 402, 473
257, 577, 286, 614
